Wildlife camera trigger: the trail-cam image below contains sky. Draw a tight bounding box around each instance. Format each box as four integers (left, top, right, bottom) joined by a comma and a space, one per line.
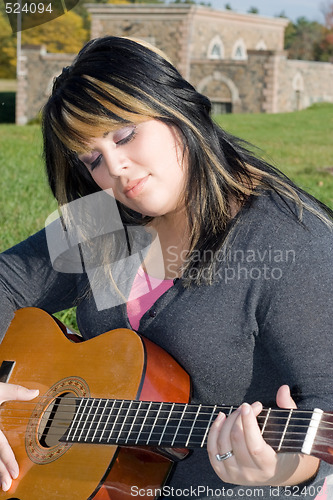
208, 0, 326, 23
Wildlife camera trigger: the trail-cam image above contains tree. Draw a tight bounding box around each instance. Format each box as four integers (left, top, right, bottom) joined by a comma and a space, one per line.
275, 11, 288, 19
0, 13, 16, 78
0, 10, 88, 78
248, 7, 259, 14
225, 3, 233, 10
22, 11, 88, 52
321, 0, 333, 28
316, 0, 333, 61
171, 0, 211, 4
285, 17, 325, 60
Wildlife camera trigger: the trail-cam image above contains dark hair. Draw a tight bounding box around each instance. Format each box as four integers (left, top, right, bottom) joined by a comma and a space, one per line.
42, 36, 332, 286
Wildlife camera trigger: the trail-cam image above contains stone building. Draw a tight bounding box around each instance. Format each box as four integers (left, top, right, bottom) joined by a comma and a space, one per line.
16, 3, 333, 124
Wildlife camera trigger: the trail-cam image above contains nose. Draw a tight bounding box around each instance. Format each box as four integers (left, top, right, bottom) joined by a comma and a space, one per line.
103, 148, 129, 178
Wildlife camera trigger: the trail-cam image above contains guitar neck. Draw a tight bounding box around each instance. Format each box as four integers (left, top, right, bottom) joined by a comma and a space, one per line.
60, 398, 332, 461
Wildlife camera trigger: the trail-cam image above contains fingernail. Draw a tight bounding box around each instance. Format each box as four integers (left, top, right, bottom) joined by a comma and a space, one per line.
10, 467, 19, 479
28, 389, 39, 396
216, 412, 226, 422
251, 401, 262, 411
2, 480, 10, 491
241, 403, 251, 415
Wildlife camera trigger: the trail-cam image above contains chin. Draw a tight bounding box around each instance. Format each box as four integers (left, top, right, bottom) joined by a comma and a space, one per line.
141, 209, 164, 218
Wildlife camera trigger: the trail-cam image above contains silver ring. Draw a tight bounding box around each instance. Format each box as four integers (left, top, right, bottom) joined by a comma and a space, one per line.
216, 450, 234, 461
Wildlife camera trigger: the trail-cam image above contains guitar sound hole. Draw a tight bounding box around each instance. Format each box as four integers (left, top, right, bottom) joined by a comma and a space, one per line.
38, 392, 76, 448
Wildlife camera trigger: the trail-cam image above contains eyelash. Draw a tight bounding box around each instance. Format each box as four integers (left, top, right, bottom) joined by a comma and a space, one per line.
90, 127, 137, 171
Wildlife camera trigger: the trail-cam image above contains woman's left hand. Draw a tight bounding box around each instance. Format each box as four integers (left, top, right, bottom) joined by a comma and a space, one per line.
207, 385, 320, 486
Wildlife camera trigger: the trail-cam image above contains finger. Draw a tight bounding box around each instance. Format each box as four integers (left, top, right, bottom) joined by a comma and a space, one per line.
228, 405, 258, 466
207, 412, 226, 459
240, 402, 276, 467
214, 407, 243, 457
0, 383, 39, 404
276, 385, 297, 409
0, 431, 19, 492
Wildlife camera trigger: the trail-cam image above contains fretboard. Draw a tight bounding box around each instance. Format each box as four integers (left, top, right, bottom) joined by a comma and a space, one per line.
60, 398, 317, 454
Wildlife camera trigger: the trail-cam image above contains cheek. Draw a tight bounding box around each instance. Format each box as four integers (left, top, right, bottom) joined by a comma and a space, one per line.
89, 169, 112, 190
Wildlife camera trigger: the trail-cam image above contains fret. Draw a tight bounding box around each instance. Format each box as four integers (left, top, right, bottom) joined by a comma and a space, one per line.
135, 401, 152, 445
281, 411, 312, 453
71, 398, 90, 442
158, 403, 175, 446
257, 409, 310, 454
116, 400, 133, 444
99, 400, 117, 443
126, 400, 142, 445
185, 404, 202, 447
146, 402, 163, 445
277, 409, 293, 451
260, 407, 271, 436
61, 399, 316, 457
84, 399, 101, 442
78, 399, 95, 442
107, 400, 125, 443
201, 405, 217, 447
227, 406, 234, 416
66, 398, 85, 442
171, 403, 188, 447
92, 399, 108, 442
302, 408, 323, 455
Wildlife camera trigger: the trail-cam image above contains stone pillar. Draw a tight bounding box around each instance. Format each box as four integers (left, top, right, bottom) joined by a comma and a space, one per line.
179, 8, 195, 81
16, 45, 75, 124
262, 51, 285, 114
15, 51, 28, 125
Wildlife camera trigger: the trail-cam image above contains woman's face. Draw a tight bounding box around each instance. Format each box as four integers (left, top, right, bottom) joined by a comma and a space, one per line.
78, 119, 187, 218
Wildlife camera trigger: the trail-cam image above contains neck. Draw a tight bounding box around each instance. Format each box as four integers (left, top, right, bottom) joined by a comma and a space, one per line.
60, 398, 331, 466
145, 210, 189, 280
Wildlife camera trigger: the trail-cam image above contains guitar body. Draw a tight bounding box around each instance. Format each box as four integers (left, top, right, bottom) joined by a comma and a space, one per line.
0, 308, 191, 499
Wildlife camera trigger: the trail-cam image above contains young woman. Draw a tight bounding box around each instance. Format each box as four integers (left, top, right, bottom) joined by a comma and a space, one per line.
0, 36, 332, 499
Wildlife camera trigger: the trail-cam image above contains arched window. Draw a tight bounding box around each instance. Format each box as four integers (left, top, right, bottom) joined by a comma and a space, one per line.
207, 36, 224, 60
292, 72, 305, 111
292, 72, 304, 92
256, 39, 267, 50
232, 38, 247, 60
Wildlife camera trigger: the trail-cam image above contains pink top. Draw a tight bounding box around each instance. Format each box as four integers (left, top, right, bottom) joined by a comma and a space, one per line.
127, 266, 174, 331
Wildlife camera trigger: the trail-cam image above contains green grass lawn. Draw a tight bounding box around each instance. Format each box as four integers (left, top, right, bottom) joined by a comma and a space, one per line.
215, 103, 333, 208
1, 103, 333, 327
0, 125, 57, 250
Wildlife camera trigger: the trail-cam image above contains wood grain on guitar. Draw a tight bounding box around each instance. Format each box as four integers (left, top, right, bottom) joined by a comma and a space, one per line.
0, 308, 190, 500
0, 308, 332, 499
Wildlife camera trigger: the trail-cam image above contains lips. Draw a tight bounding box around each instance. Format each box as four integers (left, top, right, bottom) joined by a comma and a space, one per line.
123, 175, 150, 198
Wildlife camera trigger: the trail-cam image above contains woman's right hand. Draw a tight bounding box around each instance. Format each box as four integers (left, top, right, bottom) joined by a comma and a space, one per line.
0, 382, 39, 492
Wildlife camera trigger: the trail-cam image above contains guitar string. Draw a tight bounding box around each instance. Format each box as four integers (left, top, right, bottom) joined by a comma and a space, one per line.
1, 419, 332, 442
1, 403, 333, 425
2, 409, 332, 425
0, 411, 331, 440
1, 404, 332, 448
2, 413, 333, 432
1, 410, 332, 434
1, 408, 333, 432
0, 422, 331, 455
1, 410, 333, 426
1, 397, 329, 415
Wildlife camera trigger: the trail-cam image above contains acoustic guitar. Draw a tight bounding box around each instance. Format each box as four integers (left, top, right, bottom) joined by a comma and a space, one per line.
0, 308, 332, 499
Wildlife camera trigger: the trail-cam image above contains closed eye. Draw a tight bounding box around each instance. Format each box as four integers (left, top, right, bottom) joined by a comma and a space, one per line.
114, 126, 137, 146
90, 154, 103, 170
78, 125, 137, 171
